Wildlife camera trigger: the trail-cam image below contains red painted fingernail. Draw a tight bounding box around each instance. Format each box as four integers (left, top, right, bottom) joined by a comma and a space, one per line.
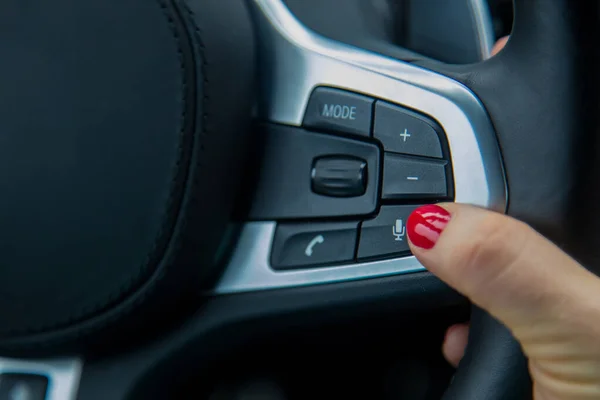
407, 205, 451, 249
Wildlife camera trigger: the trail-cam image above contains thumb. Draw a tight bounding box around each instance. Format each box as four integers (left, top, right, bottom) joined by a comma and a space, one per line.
406, 204, 600, 333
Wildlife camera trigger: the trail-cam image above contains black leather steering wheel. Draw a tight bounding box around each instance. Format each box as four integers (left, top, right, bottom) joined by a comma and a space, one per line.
0, 0, 591, 398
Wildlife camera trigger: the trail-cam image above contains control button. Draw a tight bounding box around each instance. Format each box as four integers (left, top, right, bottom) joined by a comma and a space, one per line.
374, 101, 443, 158
357, 205, 419, 260
303, 87, 373, 137
271, 222, 359, 270
0, 373, 48, 400
249, 124, 380, 220
311, 156, 367, 198
382, 154, 448, 200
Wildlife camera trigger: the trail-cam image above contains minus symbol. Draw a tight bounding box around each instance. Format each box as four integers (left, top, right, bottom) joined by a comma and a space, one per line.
407, 176, 419, 181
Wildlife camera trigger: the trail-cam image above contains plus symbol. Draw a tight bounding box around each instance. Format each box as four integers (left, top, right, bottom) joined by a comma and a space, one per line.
399, 128, 411, 142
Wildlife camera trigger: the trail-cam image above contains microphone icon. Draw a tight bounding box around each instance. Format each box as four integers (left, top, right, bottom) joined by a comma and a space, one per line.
392, 219, 406, 241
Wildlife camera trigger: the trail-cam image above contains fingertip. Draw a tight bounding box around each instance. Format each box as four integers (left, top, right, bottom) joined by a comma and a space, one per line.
407, 203, 457, 265
406, 204, 452, 250
442, 323, 470, 368
491, 35, 509, 57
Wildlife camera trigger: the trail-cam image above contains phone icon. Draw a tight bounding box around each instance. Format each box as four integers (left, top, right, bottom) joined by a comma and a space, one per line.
305, 234, 325, 257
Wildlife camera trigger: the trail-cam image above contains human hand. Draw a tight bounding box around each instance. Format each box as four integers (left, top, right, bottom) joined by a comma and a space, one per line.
407, 203, 600, 399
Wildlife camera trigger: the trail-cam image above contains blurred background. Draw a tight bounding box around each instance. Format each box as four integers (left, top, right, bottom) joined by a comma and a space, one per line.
284, 0, 513, 64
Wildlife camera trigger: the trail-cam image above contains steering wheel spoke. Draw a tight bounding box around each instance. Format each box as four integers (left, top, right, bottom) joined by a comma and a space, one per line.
216, 0, 506, 295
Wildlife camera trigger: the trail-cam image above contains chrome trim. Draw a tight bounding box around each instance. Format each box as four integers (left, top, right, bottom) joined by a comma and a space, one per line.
214, 0, 507, 294
468, 0, 496, 59
0, 357, 82, 400
217, 222, 429, 293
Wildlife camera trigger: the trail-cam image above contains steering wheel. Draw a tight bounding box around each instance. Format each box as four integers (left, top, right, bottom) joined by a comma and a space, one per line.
0, 0, 588, 398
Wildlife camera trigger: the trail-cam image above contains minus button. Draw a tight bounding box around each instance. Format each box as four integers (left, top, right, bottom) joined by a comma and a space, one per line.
382, 153, 449, 200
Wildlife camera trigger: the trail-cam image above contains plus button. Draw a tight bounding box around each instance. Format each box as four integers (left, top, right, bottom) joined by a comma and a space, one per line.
399, 128, 411, 142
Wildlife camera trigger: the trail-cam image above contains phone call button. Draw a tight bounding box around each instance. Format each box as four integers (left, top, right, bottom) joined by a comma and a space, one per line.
271, 222, 359, 270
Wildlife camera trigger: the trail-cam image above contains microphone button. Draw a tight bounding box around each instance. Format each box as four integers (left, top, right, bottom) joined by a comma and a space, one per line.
358, 206, 420, 261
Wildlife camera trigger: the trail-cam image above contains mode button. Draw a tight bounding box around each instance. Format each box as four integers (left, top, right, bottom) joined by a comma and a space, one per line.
303, 87, 373, 137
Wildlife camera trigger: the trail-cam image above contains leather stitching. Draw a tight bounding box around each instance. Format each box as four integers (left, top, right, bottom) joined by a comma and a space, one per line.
0, 0, 191, 337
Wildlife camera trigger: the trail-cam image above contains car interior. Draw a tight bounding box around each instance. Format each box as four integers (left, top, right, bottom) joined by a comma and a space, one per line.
1, 0, 594, 399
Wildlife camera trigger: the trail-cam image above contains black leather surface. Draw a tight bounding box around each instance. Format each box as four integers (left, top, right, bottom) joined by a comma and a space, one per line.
417, 0, 586, 240
75, 272, 464, 400
0, 0, 255, 352
0, 0, 190, 338
442, 307, 531, 400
